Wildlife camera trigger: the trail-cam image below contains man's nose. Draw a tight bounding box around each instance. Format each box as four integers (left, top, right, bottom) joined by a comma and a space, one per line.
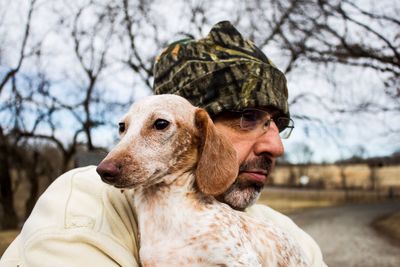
253, 121, 284, 158
97, 161, 121, 184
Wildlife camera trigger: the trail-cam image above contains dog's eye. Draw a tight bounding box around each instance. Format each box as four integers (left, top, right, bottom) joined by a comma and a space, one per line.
153, 119, 170, 130
118, 122, 126, 134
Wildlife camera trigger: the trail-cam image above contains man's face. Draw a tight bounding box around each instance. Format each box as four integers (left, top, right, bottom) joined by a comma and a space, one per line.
213, 110, 284, 210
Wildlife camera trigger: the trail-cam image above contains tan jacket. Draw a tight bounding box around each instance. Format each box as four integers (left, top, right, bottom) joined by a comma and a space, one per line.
1, 166, 326, 267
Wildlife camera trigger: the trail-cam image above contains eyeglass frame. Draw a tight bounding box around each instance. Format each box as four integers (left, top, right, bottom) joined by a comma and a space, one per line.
229, 108, 294, 139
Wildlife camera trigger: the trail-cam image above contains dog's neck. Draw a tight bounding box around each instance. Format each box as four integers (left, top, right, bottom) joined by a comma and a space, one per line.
134, 170, 195, 201
133, 171, 213, 247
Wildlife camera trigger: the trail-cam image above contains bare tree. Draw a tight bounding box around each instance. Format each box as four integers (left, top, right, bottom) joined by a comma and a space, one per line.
119, 0, 155, 88
0, 0, 126, 225
281, 0, 398, 105
0, 0, 40, 229
0, 0, 38, 94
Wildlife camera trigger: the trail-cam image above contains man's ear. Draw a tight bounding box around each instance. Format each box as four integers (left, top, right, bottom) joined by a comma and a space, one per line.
194, 108, 238, 196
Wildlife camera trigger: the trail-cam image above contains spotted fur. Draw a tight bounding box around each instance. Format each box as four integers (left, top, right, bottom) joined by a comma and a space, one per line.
97, 94, 309, 267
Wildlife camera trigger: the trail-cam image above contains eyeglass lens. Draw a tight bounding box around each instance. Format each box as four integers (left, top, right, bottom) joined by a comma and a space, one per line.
240, 109, 294, 139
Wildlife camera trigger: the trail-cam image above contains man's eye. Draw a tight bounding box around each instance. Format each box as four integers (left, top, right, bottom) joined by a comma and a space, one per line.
118, 122, 126, 133
242, 111, 258, 122
153, 119, 170, 130
241, 110, 263, 129
242, 110, 265, 122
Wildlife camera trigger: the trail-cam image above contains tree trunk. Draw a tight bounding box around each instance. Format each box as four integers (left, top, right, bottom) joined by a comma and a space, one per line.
25, 151, 40, 220
0, 128, 18, 229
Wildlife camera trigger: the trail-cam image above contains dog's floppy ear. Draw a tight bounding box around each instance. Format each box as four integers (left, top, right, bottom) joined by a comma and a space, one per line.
194, 108, 238, 196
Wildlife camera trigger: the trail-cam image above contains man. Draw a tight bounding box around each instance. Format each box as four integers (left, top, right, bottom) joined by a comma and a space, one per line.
1, 21, 326, 266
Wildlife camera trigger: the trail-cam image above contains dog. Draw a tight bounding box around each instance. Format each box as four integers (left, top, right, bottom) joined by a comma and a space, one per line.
97, 94, 309, 267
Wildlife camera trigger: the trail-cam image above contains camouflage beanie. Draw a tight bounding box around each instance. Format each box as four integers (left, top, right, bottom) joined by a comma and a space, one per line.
153, 21, 289, 118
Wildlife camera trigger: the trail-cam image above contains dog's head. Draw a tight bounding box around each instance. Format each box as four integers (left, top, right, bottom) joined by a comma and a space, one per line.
96, 94, 238, 196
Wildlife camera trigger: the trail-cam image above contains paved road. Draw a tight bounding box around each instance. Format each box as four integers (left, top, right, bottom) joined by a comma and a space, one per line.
289, 201, 400, 267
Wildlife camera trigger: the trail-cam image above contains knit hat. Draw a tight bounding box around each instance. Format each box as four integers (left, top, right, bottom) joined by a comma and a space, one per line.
153, 21, 289, 118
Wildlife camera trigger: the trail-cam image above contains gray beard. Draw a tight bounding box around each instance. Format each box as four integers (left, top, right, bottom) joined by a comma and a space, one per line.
217, 176, 263, 210
217, 156, 272, 210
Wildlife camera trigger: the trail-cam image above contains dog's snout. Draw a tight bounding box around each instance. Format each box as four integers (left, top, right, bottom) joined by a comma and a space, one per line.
97, 161, 120, 184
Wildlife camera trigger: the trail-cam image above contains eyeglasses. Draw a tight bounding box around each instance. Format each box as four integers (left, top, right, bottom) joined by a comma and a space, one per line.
237, 108, 294, 139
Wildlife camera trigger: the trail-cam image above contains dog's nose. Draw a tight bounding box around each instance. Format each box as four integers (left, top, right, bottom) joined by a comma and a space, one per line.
97, 161, 120, 184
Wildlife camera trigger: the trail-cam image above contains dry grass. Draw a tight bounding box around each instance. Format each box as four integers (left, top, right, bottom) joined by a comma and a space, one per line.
0, 230, 19, 257
256, 187, 392, 214
258, 198, 337, 214
372, 212, 400, 245
257, 188, 341, 214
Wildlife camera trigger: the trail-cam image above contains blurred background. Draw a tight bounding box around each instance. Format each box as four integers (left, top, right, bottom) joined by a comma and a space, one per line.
0, 0, 399, 265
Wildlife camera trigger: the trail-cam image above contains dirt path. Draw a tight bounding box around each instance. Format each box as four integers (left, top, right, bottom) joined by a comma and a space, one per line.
289, 201, 400, 267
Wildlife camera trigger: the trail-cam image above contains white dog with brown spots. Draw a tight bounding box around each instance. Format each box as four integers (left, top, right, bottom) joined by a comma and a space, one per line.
96, 94, 309, 267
